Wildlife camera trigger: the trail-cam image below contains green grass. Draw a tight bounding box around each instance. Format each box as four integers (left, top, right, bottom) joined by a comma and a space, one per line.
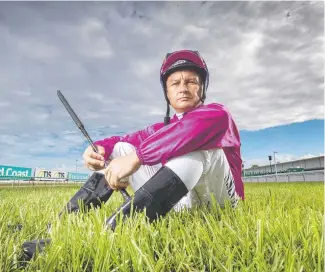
0, 182, 323, 271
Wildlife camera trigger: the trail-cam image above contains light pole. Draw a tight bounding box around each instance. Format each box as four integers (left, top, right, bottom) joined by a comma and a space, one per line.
76, 159, 78, 173
268, 155, 272, 173
242, 160, 246, 177
273, 151, 278, 181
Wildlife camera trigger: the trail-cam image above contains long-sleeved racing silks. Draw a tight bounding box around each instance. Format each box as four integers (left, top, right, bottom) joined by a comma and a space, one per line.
94, 103, 244, 200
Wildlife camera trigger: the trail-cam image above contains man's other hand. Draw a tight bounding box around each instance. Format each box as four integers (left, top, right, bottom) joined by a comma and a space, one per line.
104, 152, 141, 190
83, 145, 106, 171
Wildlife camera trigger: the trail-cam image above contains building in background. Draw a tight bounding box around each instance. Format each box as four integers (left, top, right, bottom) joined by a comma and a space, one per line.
243, 155, 324, 176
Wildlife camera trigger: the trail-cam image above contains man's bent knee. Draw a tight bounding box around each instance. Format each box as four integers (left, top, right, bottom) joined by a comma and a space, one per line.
165, 151, 205, 191
111, 142, 136, 159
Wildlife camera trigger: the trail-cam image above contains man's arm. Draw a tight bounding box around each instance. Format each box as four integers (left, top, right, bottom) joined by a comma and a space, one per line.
93, 122, 165, 161
135, 104, 235, 166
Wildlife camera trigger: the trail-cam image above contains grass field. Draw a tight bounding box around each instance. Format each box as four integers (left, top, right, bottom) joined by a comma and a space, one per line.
0, 182, 323, 271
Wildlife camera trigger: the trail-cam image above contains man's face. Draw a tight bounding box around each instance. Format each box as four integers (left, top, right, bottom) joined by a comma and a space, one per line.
166, 69, 203, 113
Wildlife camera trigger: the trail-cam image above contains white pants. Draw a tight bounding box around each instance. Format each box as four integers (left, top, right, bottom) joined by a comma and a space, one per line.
101, 142, 240, 211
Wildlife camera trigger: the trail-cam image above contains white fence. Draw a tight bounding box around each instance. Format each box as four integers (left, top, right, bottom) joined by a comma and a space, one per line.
243, 170, 324, 182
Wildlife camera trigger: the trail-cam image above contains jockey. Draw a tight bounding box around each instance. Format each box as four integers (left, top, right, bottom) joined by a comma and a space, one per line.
88, 49, 245, 229
21, 49, 244, 260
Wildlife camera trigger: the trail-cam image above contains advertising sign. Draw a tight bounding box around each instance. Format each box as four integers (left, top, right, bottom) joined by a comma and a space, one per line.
68, 172, 89, 181
0, 165, 33, 180
34, 168, 67, 180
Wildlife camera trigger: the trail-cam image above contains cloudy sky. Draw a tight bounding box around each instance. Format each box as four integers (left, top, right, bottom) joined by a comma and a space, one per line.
0, 1, 323, 174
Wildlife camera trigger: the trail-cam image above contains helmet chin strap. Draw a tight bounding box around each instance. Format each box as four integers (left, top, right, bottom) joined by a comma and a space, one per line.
164, 86, 171, 125
164, 102, 171, 125
199, 83, 206, 103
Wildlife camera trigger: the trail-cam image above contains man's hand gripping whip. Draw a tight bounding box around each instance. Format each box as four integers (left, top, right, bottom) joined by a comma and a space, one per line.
57, 90, 131, 201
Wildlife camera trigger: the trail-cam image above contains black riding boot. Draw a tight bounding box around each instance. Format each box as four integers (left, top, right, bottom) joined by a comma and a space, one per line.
21, 172, 114, 261
21, 239, 51, 262
105, 166, 189, 231
58, 171, 114, 216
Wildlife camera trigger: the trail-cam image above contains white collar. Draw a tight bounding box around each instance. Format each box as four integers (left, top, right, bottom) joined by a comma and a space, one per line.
176, 112, 185, 120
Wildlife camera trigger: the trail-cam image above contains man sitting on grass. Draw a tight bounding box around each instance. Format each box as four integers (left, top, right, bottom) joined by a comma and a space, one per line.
22, 49, 244, 260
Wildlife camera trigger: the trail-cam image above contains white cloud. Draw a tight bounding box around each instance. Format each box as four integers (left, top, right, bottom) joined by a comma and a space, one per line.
0, 101, 10, 107
148, 108, 165, 116
84, 112, 102, 120
61, 133, 85, 144
232, 32, 264, 78
79, 18, 114, 58
130, 57, 159, 78
17, 38, 61, 60
0, 1, 323, 171
15, 90, 32, 97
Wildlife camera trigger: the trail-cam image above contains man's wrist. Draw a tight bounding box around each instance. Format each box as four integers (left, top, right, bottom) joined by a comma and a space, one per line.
131, 151, 141, 167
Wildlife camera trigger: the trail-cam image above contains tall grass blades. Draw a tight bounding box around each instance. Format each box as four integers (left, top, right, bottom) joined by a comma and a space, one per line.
0, 182, 323, 271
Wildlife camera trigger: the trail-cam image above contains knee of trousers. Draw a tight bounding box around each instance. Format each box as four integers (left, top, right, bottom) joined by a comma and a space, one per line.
111, 142, 136, 158
165, 151, 205, 192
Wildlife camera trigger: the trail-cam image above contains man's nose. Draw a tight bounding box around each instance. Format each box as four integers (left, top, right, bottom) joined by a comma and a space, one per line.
180, 81, 189, 91
179, 87, 188, 93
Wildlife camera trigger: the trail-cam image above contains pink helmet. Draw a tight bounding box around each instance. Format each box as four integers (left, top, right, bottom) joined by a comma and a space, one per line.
160, 50, 210, 125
